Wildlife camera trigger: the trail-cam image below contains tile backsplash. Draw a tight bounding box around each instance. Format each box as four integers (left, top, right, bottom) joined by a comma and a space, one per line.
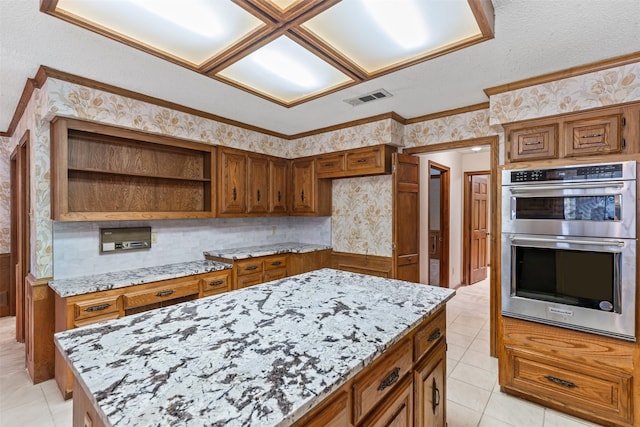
52, 217, 331, 279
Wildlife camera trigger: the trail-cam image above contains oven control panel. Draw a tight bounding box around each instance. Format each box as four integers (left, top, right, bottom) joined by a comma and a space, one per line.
508, 163, 624, 183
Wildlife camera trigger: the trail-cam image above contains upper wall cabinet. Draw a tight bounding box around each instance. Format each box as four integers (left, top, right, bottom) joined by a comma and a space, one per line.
291, 158, 332, 216
316, 145, 397, 179
503, 105, 635, 164
218, 147, 289, 217
50, 117, 216, 221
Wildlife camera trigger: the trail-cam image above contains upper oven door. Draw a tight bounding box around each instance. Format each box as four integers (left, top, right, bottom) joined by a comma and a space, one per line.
502, 179, 636, 238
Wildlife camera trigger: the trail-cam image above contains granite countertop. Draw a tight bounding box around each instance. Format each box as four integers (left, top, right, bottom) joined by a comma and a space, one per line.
203, 242, 332, 260
49, 260, 233, 298
55, 269, 455, 427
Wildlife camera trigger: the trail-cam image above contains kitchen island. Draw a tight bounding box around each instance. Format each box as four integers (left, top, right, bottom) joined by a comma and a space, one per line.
55, 269, 455, 426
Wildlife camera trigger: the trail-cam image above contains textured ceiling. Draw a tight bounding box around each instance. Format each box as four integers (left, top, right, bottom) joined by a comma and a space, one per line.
1, 0, 640, 136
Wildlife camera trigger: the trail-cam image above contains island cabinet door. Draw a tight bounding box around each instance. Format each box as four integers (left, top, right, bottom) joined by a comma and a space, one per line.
413, 339, 446, 427
359, 375, 413, 427
297, 390, 351, 427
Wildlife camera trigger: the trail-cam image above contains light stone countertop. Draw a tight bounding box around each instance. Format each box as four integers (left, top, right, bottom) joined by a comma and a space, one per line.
55, 268, 455, 427
203, 242, 332, 260
49, 260, 232, 298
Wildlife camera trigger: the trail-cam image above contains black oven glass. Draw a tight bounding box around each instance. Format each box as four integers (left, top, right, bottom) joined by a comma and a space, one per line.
514, 246, 618, 312
515, 195, 619, 221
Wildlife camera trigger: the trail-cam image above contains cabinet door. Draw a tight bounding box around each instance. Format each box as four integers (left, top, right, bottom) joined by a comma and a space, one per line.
291, 159, 315, 214
269, 159, 288, 214
219, 149, 246, 215
414, 340, 446, 427
360, 375, 413, 427
506, 123, 558, 162
247, 155, 269, 214
564, 114, 622, 157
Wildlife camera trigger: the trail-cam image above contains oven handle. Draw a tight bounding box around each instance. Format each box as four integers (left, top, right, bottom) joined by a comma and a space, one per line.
510, 236, 626, 247
509, 181, 625, 193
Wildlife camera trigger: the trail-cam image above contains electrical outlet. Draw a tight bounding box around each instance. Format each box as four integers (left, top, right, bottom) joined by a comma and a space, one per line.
151, 232, 158, 244
272, 226, 276, 235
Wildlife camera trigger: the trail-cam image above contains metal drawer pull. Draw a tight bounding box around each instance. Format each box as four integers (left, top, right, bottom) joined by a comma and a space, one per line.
208, 280, 224, 287
427, 327, 441, 343
232, 187, 237, 201
277, 191, 281, 202
257, 189, 261, 202
524, 140, 541, 145
356, 158, 369, 163
245, 265, 258, 271
155, 290, 175, 297
581, 133, 603, 138
545, 375, 577, 388
301, 190, 305, 202
271, 261, 282, 266
84, 303, 111, 312
377, 367, 400, 391
432, 378, 440, 414
323, 162, 335, 167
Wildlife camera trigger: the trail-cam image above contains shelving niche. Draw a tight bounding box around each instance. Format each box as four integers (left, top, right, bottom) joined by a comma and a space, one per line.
51, 117, 216, 220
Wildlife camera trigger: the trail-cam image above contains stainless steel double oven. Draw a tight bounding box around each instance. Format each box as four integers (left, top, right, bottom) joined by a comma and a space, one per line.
501, 161, 637, 341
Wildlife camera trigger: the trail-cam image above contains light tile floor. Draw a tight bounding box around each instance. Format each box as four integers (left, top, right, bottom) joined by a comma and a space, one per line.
0, 277, 604, 426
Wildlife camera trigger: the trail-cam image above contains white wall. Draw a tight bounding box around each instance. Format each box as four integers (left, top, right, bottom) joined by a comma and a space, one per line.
418, 150, 490, 287
52, 216, 331, 279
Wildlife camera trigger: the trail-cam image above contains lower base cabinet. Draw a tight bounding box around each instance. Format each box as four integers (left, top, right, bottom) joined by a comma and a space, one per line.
297, 308, 447, 426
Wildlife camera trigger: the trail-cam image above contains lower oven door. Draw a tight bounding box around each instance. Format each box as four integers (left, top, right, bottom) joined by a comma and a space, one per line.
502, 233, 636, 341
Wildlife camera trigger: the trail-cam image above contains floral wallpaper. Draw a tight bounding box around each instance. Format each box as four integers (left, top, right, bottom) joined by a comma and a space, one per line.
0, 136, 11, 254
404, 109, 496, 148
332, 175, 392, 256
490, 62, 640, 125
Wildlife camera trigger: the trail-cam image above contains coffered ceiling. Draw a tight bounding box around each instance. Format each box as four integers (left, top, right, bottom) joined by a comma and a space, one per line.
40, 0, 493, 106
1, 1, 640, 136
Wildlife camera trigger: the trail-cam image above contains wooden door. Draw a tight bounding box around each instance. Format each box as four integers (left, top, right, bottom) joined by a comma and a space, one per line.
219, 149, 246, 215
291, 159, 315, 214
465, 174, 489, 284
428, 162, 450, 288
414, 340, 446, 427
393, 153, 419, 282
269, 159, 288, 214
247, 155, 269, 214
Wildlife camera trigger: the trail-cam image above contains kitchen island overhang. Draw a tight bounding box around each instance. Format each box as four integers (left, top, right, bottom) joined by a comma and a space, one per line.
55, 268, 455, 426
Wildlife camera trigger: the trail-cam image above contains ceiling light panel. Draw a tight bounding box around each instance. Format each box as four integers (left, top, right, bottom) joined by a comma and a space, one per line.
302, 0, 482, 73
217, 36, 353, 103
55, 0, 264, 66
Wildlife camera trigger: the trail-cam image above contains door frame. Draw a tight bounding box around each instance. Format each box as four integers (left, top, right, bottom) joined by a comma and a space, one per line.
428, 161, 450, 288
404, 135, 500, 358
462, 171, 490, 286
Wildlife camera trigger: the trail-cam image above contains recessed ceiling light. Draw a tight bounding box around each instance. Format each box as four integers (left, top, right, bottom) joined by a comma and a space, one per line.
471, 146, 483, 152
252, 47, 317, 89
361, 0, 427, 49
130, 0, 222, 38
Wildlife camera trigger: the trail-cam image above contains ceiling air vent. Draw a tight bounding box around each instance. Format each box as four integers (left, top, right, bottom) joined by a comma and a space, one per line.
344, 89, 393, 106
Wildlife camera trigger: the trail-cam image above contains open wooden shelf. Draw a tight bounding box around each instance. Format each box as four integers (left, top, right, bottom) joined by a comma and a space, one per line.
51, 117, 216, 221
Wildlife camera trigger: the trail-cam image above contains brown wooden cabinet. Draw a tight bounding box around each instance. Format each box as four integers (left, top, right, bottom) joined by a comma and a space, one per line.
564, 112, 623, 157
269, 158, 289, 214
53, 268, 231, 399
218, 148, 247, 215
289, 249, 332, 276
295, 307, 447, 427
247, 155, 269, 214
316, 145, 397, 179
505, 122, 558, 162
50, 117, 216, 221
291, 157, 332, 216
500, 317, 635, 426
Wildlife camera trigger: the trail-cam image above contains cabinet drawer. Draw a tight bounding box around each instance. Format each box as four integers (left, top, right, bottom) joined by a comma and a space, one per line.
508, 124, 558, 162
564, 114, 622, 157
264, 255, 287, 271
316, 153, 345, 177
201, 271, 231, 297
353, 338, 413, 423
74, 295, 120, 322
237, 272, 263, 289
504, 347, 633, 424
236, 259, 264, 276
264, 268, 287, 282
359, 375, 413, 427
122, 280, 199, 310
413, 308, 445, 362
346, 147, 382, 172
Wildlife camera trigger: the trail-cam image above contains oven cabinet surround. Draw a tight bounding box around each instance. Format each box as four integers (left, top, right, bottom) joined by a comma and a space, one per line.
49, 260, 232, 399
55, 269, 454, 427
204, 242, 332, 289
503, 103, 640, 164
50, 116, 217, 221
500, 318, 635, 426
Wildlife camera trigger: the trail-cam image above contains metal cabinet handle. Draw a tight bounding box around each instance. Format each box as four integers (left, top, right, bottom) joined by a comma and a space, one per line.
427, 327, 441, 343
245, 265, 258, 271
277, 191, 281, 202
84, 303, 111, 312
524, 140, 541, 145
155, 290, 175, 297
581, 133, 603, 139
208, 280, 224, 287
432, 377, 440, 414
324, 162, 335, 167
545, 375, 577, 388
377, 367, 400, 391
301, 190, 305, 202
271, 261, 282, 266
257, 189, 261, 202
232, 187, 237, 201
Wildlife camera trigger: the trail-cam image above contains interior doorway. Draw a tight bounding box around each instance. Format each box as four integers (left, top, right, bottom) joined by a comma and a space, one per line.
463, 172, 490, 286
428, 161, 450, 288
9, 131, 30, 341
